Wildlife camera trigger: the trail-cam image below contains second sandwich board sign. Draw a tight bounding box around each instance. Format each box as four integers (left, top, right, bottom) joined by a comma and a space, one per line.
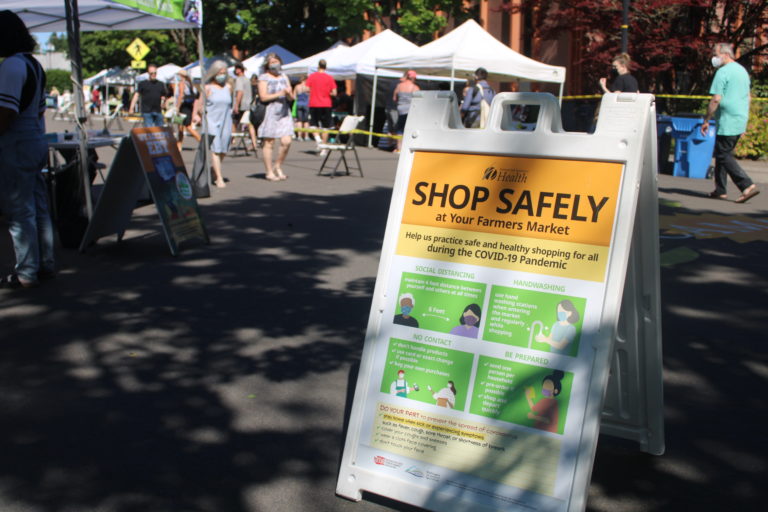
337, 92, 661, 512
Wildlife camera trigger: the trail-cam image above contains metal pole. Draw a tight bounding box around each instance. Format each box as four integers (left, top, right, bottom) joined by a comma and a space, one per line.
64, 0, 93, 219
621, 0, 629, 54
197, 27, 210, 188
368, 68, 379, 148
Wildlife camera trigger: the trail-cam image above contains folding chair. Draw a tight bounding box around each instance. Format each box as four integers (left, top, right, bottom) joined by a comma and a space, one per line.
317, 115, 365, 178
229, 111, 253, 156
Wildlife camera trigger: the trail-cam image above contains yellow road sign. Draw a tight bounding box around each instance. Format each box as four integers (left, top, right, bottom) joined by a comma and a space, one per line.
131, 60, 147, 69
126, 38, 150, 61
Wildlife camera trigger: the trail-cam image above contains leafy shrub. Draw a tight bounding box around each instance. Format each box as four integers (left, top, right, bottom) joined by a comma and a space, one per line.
46, 69, 73, 93
735, 82, 768, 159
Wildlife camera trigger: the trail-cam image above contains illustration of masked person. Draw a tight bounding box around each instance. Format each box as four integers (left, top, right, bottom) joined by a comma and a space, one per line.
428, 381, 457, 408
535, 299, 580, 355
393, 293, 419, 327
389, 369, 417, 398
449, 304, 481, 338
526, 370, 565, 434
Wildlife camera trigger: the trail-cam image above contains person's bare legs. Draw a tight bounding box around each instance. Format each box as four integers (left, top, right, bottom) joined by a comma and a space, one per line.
211, 152, 226, 187
262, 138, 279, 181
247, 124, 258, 155
274, 135, 292, 180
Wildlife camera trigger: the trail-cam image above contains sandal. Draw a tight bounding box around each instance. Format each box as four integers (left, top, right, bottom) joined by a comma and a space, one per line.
735, 185, 760, 204
265, 174, 280, 182
707, 191, 727, 200
275, 168, 288, 181
1, 273, 39, 289
215, 180, 227, 188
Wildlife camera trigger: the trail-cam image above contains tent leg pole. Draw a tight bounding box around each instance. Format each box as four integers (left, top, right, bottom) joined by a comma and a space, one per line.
65, 0, 93, 219
368, 70, 379, 148
197, 28, 210, 188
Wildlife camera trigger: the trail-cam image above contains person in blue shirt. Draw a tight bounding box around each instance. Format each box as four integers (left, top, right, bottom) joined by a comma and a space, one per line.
0, 10, 56, 289
702, 42, 759, 203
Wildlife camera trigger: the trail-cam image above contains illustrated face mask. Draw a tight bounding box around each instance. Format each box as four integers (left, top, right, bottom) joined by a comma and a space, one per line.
542, 388, 554, 398
557, 311, 568, 322
401, 306, 412, 316
463, 314, 478, 326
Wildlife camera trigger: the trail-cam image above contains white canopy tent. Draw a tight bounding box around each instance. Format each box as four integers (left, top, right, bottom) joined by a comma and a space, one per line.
10, 0, 199, 31
283, 30, 418, 80
375, 19, 566, 87
11, 0, 202, 217
368, 19, 566, 145
281, 42, 350, 78
137, 63, 182, 83
241, 44, 301, 78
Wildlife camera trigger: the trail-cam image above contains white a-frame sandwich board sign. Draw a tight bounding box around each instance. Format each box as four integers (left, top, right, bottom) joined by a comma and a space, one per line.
80, 126, 209, 256
337, 92, 664, 511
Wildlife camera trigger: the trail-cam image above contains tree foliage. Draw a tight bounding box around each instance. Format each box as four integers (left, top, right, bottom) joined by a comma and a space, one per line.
62, 1, 480, 72
503, 0, 768, 95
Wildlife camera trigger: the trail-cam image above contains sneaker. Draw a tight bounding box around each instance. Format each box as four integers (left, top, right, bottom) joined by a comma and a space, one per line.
319, 149, 328, 157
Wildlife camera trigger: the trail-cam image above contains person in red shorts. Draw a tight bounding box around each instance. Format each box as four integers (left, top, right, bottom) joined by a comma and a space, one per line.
306, 58, 337, 154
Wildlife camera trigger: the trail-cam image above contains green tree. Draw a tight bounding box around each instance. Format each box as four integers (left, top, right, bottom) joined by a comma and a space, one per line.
45, 69, 73, 93
321, 0, 476, 44
47, 33, 70, 54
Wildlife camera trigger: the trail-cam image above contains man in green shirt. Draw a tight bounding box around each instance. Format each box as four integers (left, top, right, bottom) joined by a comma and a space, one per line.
701, 42, 759, 203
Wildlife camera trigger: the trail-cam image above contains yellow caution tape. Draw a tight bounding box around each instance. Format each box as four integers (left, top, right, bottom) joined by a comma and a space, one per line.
562, 94, 767, 102
295, 127, 401, 139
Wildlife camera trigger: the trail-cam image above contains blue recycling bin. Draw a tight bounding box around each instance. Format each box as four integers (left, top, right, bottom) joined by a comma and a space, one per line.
657, 115, 716, 178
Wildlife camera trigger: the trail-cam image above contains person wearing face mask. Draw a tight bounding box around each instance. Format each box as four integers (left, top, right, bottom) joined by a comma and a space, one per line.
201, 61, 233, 188
393, 293, 419, 327
129, 63, 170, 127
702, 42, 759, 203
535, 299, 580, 356
599, 53, 639, 94
257, 53, 294, 182
526, 370, 565, 434
449, 304, 482, 338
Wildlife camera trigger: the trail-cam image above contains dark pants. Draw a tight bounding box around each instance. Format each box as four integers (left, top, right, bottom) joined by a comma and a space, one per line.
713, 134, 753, 195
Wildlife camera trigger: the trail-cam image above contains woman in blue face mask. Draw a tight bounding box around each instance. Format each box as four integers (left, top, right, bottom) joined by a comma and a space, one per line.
449, 304, 482, 338
535, 299, 580, 355
202, 61, 233, 188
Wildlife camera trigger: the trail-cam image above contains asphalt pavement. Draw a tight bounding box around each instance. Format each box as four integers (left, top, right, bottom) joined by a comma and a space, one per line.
0, 113, 765, 512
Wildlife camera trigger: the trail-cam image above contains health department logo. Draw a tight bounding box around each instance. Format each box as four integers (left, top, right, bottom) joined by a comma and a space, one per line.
483, 166, 498, 180
405, 466, 424, 478
373, 456, 403, 469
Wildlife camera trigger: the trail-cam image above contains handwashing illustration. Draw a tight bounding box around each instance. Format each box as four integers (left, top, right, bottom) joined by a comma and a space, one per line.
533, 299, 581, 355
527, 320, 544, 349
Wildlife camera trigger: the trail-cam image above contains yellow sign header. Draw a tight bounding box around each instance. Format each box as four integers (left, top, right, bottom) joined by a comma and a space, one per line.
402, 152, 623, 247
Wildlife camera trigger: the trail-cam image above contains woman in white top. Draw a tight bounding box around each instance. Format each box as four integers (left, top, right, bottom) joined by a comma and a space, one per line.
428, 381, 457, 408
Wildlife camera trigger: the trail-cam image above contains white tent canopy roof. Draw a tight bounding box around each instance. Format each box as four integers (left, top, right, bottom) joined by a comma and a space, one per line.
10, 0, 198, 32
302, 29, 418, 80
240, 44, 301, 78
137, 63, 182, 83
281, 43, 350, 78
376, 19, 565, 84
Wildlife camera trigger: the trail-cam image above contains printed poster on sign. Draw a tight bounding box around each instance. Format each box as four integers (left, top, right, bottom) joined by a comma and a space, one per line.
350, 151, 623, 510
131, 127, 207, 252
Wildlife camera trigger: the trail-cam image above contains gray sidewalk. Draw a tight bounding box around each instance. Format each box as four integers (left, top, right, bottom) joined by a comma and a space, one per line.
0, 114, 764, 512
